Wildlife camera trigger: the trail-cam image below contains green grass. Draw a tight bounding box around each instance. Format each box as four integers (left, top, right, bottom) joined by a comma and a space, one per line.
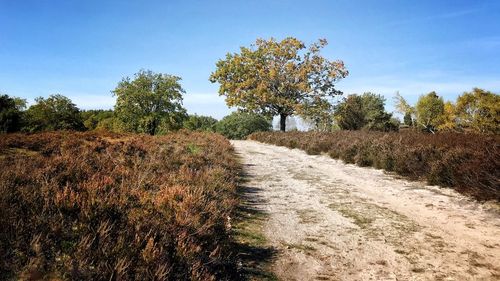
328, 202, 374, 228
232, 185, 278, 281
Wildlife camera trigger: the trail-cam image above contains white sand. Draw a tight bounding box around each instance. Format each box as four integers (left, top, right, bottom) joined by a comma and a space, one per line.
232, 140, 500, 281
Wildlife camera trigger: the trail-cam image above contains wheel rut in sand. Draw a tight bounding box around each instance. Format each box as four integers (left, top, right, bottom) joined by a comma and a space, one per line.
232, 140, 500, 281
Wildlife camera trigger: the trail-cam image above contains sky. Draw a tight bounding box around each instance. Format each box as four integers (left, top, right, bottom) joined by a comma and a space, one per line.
1, 0, 499, 119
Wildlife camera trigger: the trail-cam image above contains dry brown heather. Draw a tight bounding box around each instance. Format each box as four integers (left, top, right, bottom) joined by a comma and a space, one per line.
0, 131, 240, 280
249, 131, 500, 201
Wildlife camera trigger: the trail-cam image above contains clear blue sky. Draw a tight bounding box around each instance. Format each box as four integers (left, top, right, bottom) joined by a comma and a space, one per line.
1, 0, 499, 119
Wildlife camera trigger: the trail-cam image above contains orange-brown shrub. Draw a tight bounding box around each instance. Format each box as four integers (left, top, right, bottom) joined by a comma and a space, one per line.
249, 131, 500, 201
0, 131, 240, 280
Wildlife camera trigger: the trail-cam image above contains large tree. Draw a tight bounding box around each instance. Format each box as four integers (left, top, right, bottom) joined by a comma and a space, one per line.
113, 70, 187, 135
209, 37, 348, 131
24, 94, 84, 132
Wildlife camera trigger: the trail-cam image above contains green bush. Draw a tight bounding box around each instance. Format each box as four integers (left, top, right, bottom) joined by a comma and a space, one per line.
215, 112, 271, 139
183, 114, 218, 132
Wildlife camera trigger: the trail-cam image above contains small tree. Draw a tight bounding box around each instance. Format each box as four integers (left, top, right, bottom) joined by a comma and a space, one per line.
415, 92, 444, 133
403, 112, 413, 127
215, 112, 271, 139
113, 70, 187, 135
394, 91, 415, 127
334, 93, 396, 131
210, 37, 348, 131
333, 95, 365, 130
360, 93, 395, 131
0, 94, 26, 133
24, 94, 84, 132
455, 88, 499, 134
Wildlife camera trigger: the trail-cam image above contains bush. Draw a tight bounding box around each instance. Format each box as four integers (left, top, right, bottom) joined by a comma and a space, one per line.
183, 114, 218, 132
248, 131, 499, 201
216, 112, 271, 139
0, 131, 240, 280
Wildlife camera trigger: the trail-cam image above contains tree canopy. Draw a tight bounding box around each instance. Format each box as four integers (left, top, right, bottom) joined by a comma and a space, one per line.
210, 37, 348, 131
438, 101, 457, 131
415, 92, 444, 133
455, 88, 499, 134
80, 109, 115, 130
215, 111, 271, 139
334, 93, 398, 131
24, 94, 84, 132
0, 94, 26, 133
113, 70, 187, 135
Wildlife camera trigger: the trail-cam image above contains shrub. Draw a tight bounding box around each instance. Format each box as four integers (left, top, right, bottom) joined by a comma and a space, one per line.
215, 112, 271, 139
183, 114, 218, 132
0, 131, 240, 280
248, 131, 499, 201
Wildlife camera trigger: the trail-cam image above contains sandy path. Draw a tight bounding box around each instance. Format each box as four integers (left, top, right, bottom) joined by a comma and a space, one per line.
232, 140, 500, 281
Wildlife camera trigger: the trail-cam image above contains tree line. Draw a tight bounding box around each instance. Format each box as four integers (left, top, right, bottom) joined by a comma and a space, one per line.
394, 89, 499, 134
209, 37, 498, 134
1, 37, 498, 136
0, 70, 271, 139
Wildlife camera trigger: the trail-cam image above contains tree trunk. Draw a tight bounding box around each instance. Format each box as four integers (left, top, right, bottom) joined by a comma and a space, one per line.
280, 113, 287, 132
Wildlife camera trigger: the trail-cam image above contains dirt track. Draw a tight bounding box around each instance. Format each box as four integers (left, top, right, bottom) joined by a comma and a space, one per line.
232, 140, 500, 281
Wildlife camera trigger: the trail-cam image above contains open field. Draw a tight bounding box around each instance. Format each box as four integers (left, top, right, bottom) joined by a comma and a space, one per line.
233, 140, 500, 280
249, 131, 500, 201
0, 131, 240, 280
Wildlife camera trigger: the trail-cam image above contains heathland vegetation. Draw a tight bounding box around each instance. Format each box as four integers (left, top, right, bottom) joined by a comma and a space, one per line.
249, 131, 499, 201
0, 131, 240, 280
